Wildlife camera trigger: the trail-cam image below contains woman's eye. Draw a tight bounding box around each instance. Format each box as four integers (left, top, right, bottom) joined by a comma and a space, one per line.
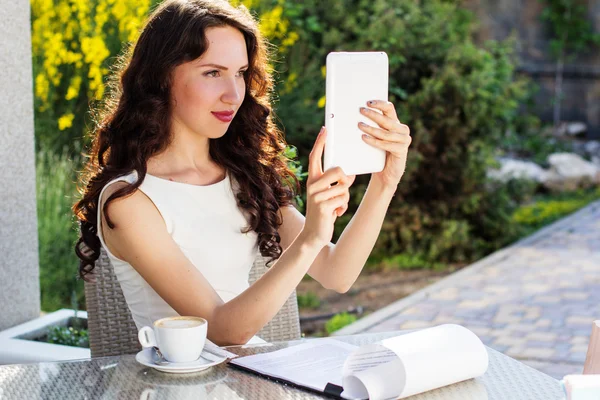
237, 70, 248, 78
204, 70, 246, 78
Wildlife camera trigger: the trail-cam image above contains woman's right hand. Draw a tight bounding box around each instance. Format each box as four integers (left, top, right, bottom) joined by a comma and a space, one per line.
300, 126, 355, 249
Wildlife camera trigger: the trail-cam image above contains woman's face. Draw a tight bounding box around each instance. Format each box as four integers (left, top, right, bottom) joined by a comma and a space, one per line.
170, 25, 248, 139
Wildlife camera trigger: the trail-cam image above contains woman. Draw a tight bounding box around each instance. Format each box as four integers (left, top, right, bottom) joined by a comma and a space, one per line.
73, 0, 411, 346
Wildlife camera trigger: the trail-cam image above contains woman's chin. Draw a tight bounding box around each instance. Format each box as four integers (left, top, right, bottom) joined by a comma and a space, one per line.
204, 129, 228, 140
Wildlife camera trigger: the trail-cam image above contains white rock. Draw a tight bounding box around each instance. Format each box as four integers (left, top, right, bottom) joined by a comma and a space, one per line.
566, 122, 587, 137
488, 158, 549, 183
547, 152, 599, 180
584, 140, 600, 156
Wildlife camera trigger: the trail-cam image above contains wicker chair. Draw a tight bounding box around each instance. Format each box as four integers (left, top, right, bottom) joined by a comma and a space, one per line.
84, 248, 301, 358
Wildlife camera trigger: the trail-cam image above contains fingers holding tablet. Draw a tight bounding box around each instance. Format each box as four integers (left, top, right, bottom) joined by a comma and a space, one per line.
360, 100, 411, 151
360, 100, 406, 131
357, 99, 412, 186
358, 122, 395, 142
312, 171, 354, 203
302, 126, 356, 247
308, 126, 326, 181
366, 100, 400, 122
360, 123, 412, 145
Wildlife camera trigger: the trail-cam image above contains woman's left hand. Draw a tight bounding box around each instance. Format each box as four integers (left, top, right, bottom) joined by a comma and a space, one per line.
358, 100, 412, 190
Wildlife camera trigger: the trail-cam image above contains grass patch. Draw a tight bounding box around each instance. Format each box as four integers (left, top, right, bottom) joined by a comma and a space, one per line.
512, 187, 600, 233
297, 291, 321, 309
37, 149, 83, 312
376, 253, 446, 271
325, 312, 357, 334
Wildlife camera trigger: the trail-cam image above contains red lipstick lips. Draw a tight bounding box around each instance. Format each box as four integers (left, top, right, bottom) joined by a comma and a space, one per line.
211, 110, 234, 123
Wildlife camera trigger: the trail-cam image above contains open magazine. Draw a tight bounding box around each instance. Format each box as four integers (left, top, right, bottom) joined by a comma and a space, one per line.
230, 324, 489, 400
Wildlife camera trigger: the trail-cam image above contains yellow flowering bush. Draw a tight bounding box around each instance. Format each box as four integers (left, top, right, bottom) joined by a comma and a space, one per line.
31, 0, 152, 153
230, 0, 298, 50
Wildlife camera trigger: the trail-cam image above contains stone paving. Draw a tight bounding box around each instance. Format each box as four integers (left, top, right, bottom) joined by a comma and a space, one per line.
335, 200, 600, 380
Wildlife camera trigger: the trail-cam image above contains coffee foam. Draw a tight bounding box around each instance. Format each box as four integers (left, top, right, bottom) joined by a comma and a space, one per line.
156, 317, 205, 329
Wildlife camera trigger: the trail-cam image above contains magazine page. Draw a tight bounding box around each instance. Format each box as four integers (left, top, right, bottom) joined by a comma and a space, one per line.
230, 339, 359, 393
341, 324, 489, 400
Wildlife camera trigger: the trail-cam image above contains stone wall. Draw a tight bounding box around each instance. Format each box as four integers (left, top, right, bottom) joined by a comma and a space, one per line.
0, 0, 41, 330
464, 0, 600, 138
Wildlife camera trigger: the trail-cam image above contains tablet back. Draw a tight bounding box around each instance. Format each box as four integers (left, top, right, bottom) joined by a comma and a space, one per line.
324, 52, 388, 176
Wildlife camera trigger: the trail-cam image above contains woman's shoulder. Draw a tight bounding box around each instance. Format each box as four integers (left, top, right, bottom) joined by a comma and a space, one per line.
99, 171, 139, 203
98, 171, 167, 260
98, 171, 155, 220
99, 176, 167, 244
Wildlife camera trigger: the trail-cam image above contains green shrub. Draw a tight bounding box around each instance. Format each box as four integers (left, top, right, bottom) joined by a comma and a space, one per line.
376, 252, 445, 271
271, 0, 535, 265
37, 149, 83, 311
513, 188, 600, 230
499, 122, 573, 166
464, 178, 538, 255
283, 145, 308, 210
47, 325, 89, 348
325, 312, 357, 334
297, 291, 321, 309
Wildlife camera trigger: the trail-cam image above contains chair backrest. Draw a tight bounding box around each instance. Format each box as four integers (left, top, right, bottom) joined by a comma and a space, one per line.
583, 320, 600, 374
85, 248, 301, 358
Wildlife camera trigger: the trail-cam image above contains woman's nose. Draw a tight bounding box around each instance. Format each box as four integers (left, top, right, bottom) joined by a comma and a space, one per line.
222, 78, 243, 105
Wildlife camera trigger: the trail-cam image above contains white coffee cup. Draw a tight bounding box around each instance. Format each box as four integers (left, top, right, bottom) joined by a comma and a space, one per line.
138, 316, 207, 363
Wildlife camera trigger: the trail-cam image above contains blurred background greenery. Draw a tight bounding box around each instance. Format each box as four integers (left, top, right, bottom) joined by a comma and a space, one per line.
32, 0, 599, 323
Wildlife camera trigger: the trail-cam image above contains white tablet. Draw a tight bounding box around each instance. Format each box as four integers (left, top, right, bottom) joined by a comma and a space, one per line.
324, 51, 389, 176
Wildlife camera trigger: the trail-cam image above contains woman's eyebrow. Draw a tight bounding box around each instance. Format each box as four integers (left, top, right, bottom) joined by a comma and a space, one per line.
197, 63, 249, 70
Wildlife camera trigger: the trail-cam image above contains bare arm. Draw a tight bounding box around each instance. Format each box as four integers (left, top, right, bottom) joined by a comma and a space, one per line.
279, 179, 395, 293
280, 99, 411, 293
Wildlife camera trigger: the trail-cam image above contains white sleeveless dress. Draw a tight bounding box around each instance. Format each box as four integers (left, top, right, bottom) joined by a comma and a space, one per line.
96, 170, 265, 343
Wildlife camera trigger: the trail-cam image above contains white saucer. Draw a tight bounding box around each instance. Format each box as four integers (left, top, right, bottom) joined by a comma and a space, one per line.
135, 348, 227, 374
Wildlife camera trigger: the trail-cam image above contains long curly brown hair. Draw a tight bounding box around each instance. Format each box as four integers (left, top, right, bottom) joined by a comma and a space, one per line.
73, 0, 299, 281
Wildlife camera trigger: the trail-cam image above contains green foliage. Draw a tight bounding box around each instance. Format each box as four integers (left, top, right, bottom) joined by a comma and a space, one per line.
513, 187, 600, 230
283, 145, 308, 210
539, 0, 600, 128
325, 312, 357, 334
497, 87, 573, 165
540, 0, 600, 61
468, 178, 538, 252
37, 149, 83, 311
499, 129, 572, 166
376, 253, 445, 271
267, 0, 534, 265
297, 291, 321, 309
30, 0, 152, 156
47, 325, 89, 348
